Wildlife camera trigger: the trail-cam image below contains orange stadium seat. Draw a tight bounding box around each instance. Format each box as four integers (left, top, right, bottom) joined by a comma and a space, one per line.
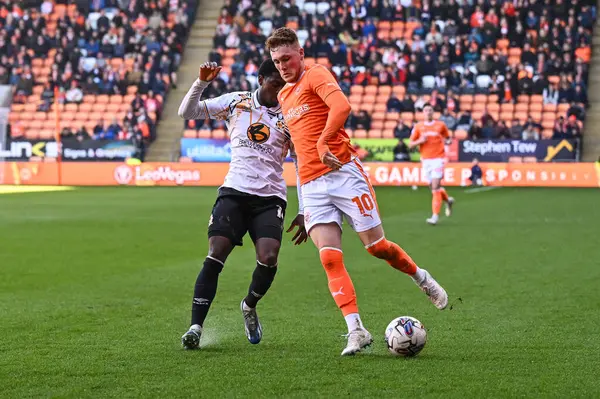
373, 103, 387, 113
198, 129, 211, 138
360, 103, 374, 112
353, 129, 368, 138
384, 120, 397, 130
183, 130, 197, 138
542, 120, 555, 129
387, 112, 400, 121
372, 111, 385, 121
212, 129, 227, 139
382, 129, 394, 138
372, 120, 384, 130
365, 85, 378, 95
369, 129, 383, 138
350, 86, 364, 95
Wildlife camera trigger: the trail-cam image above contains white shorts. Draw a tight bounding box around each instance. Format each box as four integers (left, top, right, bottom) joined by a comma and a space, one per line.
421, 158, 445, 183
301, 159, 382, 233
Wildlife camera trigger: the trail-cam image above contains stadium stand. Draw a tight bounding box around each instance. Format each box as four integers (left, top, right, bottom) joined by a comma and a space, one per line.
4, 0, 197, 150
183, 0, 595, 145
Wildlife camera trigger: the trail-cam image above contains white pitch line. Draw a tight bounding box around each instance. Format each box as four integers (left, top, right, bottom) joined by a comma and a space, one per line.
464, 186, 501, 194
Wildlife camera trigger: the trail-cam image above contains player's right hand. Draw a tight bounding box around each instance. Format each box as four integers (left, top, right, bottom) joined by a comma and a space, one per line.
199, 62, 222, 82
321, 151, 343, 171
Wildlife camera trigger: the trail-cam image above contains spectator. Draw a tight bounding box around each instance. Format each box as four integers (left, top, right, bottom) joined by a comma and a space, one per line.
65, 81, 83, 103
564, 115, 582, 138
567, 102, 585, 121
510, 119, 524, 139
93, 120, 107, 139
522, 124, 540, 140
495, 121, 511, 139
429, 90, 445, 112
573, 86, 588, 105
481, 117, 497, 139
445, 90, 460, 113
387, 94, 403, 113
394, 118, 412, 139
543, 83, 559, 105
393, 140, 411, 162
75, 126, 90, 141
456, 111, 474, 132
468, 159, 483, 186
352, 110, 372, 130
552, 116, 568, 139
439, 109, 457, 131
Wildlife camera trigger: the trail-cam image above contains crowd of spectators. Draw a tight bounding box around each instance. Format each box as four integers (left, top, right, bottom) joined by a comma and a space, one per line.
4, 0, 197, 146
189, 0, 595, 145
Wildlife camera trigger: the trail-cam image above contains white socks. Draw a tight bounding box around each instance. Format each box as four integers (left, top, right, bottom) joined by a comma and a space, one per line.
344, 313, 364, 333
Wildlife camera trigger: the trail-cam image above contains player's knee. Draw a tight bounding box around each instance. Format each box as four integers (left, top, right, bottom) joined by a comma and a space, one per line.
366, 238, 392, 259
208, 237, 233, 262
256, 247, 279, 267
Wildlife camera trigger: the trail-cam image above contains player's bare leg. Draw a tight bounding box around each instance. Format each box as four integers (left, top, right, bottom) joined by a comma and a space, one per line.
240, 237, 281, 344
182, 236, 233, 349
358, 224, 448, 310
310, 223, 372, 356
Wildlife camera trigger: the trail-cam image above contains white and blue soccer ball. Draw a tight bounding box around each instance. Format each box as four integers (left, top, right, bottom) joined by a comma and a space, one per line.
384, 316, 427, 357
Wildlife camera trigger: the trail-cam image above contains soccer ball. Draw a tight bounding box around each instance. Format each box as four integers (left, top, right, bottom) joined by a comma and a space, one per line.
384, 316, 427, 357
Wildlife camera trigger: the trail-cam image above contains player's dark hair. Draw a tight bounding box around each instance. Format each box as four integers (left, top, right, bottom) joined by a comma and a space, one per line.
258, 59, 280, 79
423, 102, 433, 109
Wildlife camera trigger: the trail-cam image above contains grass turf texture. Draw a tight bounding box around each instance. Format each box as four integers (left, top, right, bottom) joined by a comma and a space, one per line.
1, 186, 599, 398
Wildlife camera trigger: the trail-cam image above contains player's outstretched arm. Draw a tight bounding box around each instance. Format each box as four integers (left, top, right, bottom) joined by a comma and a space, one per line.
178, 62, 222, 120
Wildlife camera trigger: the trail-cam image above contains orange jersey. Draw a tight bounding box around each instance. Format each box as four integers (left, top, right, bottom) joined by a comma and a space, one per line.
410, 120, 449, 159
278, 64, 355, 185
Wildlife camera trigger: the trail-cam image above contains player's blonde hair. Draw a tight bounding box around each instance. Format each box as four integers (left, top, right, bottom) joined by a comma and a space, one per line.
265, 27, 299, 51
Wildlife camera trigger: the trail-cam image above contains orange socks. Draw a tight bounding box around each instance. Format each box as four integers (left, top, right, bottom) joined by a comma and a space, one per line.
319, 247, 358, 316
366, 238, 418, 275
439, 188, 449, 202
432, 190, 443, 216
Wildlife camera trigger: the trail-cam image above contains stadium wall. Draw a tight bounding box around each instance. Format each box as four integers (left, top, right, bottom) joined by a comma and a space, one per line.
1, 161, 598, 188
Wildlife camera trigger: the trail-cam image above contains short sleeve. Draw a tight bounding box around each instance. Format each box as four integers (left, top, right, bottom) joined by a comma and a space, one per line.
440, 122, 450, 138
307, 65, 342, 101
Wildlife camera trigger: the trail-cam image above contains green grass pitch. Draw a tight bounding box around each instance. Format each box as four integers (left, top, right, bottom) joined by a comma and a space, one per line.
1, 186, 599, 398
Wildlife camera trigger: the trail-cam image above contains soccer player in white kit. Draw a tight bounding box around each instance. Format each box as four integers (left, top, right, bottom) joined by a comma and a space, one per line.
177, 60, 307, 349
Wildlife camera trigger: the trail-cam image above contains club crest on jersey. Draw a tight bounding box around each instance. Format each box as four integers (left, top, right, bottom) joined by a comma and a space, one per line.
247, 122, 270, 144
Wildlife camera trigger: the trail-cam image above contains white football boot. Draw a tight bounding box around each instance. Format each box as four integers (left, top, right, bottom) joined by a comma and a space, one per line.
426, 214, 439, 225
416, 270, 448, 310
341, 328, 373, 356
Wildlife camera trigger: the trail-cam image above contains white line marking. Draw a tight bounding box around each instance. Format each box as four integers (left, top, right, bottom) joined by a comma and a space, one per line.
464, 186, 501, 194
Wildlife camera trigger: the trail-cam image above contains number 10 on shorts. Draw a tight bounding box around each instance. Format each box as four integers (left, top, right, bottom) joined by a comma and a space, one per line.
352, 194, 374, 216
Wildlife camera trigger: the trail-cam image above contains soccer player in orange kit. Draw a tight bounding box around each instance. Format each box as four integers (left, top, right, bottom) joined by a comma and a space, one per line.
408, 104, 455, 225
267, 28, 448, 356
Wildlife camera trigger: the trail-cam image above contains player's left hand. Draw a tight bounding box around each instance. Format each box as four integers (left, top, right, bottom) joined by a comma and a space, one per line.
286, 214, 308, 245
321, 151, 343, 171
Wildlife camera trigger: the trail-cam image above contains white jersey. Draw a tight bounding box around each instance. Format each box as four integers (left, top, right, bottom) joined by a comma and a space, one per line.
178, 79, 301, 208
